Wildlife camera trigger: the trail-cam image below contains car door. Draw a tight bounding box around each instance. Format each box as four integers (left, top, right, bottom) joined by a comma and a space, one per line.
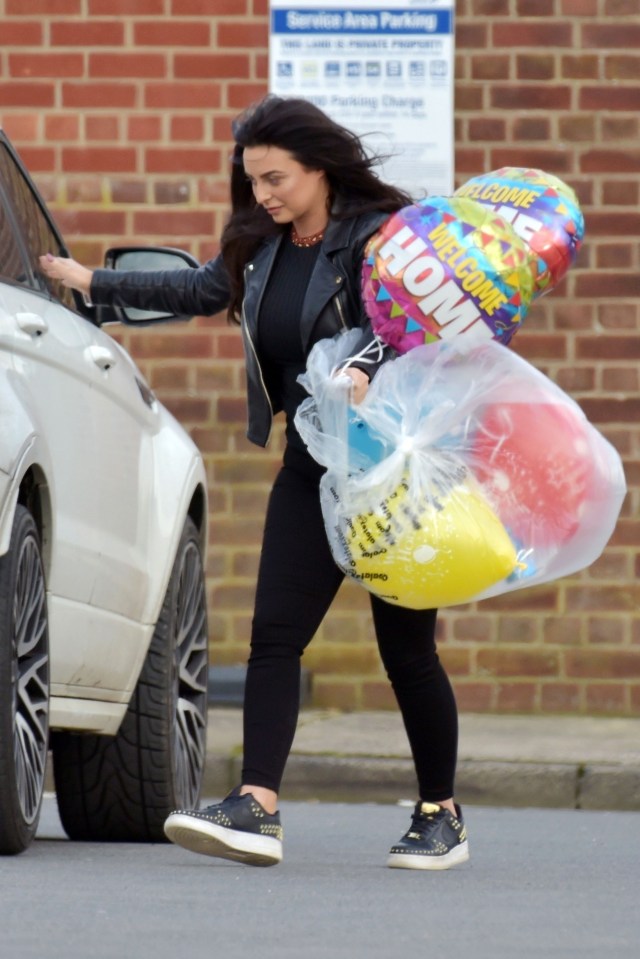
0, 135, 159, 691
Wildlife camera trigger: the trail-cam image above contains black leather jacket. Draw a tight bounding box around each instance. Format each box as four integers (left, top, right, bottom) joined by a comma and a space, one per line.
91, 209, 390, 447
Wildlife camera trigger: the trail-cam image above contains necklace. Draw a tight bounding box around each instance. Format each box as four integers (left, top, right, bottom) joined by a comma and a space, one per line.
290, 224, 325, 248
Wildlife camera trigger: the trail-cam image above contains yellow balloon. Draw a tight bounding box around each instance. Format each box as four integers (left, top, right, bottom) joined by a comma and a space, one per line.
342, 476, 517, 609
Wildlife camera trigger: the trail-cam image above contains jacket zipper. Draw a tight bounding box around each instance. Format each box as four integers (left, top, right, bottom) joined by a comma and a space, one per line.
334, 291, 348, 331
242, 270, 274, 447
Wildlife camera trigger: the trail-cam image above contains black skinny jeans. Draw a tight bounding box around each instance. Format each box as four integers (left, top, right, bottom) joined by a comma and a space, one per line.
242, 445, 459, 803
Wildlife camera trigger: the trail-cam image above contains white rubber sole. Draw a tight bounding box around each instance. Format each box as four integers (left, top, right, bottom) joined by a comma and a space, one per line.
387, 840, 470, 871
164, 813, 282, 867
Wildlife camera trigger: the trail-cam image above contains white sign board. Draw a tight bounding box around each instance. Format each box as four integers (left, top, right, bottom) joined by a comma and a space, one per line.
268, 1, 455, 198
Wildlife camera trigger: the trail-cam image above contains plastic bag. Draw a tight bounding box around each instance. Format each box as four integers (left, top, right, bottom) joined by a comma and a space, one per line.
295, 331, 626, 609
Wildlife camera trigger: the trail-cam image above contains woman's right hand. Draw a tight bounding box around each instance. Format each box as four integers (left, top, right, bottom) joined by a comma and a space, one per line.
39, 253, 93, 297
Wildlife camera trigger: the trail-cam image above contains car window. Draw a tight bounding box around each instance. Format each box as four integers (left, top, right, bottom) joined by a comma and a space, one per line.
0, 141, 76, 311
0, 194, 27, 285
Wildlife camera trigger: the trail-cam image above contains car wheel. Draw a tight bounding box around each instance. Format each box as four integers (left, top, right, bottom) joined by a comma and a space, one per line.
0, 505, 50, 855
51, 516, 209, 841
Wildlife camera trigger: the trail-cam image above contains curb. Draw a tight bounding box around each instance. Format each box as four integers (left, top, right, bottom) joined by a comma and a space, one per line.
202, 752, 640, 812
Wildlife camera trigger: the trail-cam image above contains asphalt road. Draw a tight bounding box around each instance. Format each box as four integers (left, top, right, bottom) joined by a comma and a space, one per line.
1, 795, 638, 959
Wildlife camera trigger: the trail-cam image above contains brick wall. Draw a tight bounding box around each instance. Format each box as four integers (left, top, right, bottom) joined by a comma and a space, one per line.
1, 0, 639, 716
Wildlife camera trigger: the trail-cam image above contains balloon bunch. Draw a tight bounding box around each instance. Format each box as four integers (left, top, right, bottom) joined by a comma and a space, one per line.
362, 168, 584, 353
295, 172, 623, 611
295, 333, 625, 611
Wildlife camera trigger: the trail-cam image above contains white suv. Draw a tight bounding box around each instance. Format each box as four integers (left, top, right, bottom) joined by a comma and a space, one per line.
0, 130, 210, 854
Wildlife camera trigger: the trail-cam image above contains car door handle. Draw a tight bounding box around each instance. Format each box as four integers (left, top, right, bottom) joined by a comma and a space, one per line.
85, 345, 117, 371
16, 312, 48, 336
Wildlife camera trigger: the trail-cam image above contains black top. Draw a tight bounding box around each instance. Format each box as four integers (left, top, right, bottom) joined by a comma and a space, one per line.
258, 237, 322, 451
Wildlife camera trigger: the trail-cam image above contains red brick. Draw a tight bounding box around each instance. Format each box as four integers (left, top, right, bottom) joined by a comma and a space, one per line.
174, 54, 250, 79
64, 179, 103, 203
562, 0, 598, 13
606, 56, 640, 81
89, 53, 166, 79
452, 682, 495, 712
582, 24, 640, 48
53, 210, 127, 235
496, 683, 538, 712
456, 23, 489, 48
134, 22, 211, 46
171, 0, 249, 12
490, 148, 572, 172
127, 116, 163, 141
85, 116, 120, 141
472, 0, 509, 11
565, 586, 640, 614
170, 116, 205, 141
541, 683, 582, 713
596, 244, 633, 269
517, 0, 555, 13
574, 274, 640, 299
153, 182, 192, 204
470, 55, 510, 81
7, 0, 79, 10
585, 684, 627, 714
0, 83, 54, 107
62, 147, 137, 173
512, 117, 550, 141
227, 84, 272, 110
90, 0, 163, 12
110, 181, 147, 204
133, 211, 215, 236
491, 86, 572, 110
10, 53, 84, 78
587, 617, 628, 645
44, 114, 80, 141
602, 117, 639, 141
50, 21, 124, 46
13, 148, 55, 172
559, 116, 596, 141
565, 649, 640, 679
580, 86, 640, 110
0, 21, 43, 44
144, 148, 221, 175
561, 55, 599, 79
217, 22, 269, 48
580, 397, 640, 423
2, 114, 40, 141
516, 54, 555, 80
493, 23, 573, 46
454, 85, 484, 111
62, 83, 137, 109
477, 649, 559, 677
605, 0, 639, 11
581, 150, 640, 174
144, 83, 222, 109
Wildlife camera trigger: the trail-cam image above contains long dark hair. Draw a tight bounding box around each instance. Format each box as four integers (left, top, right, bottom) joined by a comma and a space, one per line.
220, 94, 413, 321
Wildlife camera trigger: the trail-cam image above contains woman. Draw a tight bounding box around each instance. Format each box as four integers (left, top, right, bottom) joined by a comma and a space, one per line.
40, 95, 469, 871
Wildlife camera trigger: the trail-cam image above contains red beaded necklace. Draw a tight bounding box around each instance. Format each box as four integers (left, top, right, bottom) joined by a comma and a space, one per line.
290, 224, 325, 248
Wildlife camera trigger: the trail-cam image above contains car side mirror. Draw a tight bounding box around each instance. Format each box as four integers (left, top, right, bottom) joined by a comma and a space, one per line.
98, 246, 201, 326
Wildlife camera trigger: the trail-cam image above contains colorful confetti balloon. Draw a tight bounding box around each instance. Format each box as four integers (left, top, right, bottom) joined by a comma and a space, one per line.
454, 167, 584, 297
361, 195, 535, 354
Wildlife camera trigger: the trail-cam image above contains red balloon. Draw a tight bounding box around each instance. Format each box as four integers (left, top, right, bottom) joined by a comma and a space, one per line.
471, 401, 595, 550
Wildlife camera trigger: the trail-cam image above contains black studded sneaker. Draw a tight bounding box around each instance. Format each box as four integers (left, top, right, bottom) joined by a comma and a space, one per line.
387, 801, 469, 871
164, 788, 283, 867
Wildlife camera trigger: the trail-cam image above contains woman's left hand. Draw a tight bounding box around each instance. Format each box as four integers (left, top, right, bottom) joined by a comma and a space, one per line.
341, 367, 370, 405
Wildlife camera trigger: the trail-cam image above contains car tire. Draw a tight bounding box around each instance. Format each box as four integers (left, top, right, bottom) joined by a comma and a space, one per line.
0, 505, 50, 855
51, 516, 209, 842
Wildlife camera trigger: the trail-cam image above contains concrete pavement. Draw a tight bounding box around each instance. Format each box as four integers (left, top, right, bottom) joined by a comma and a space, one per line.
204, 708, 640, 811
